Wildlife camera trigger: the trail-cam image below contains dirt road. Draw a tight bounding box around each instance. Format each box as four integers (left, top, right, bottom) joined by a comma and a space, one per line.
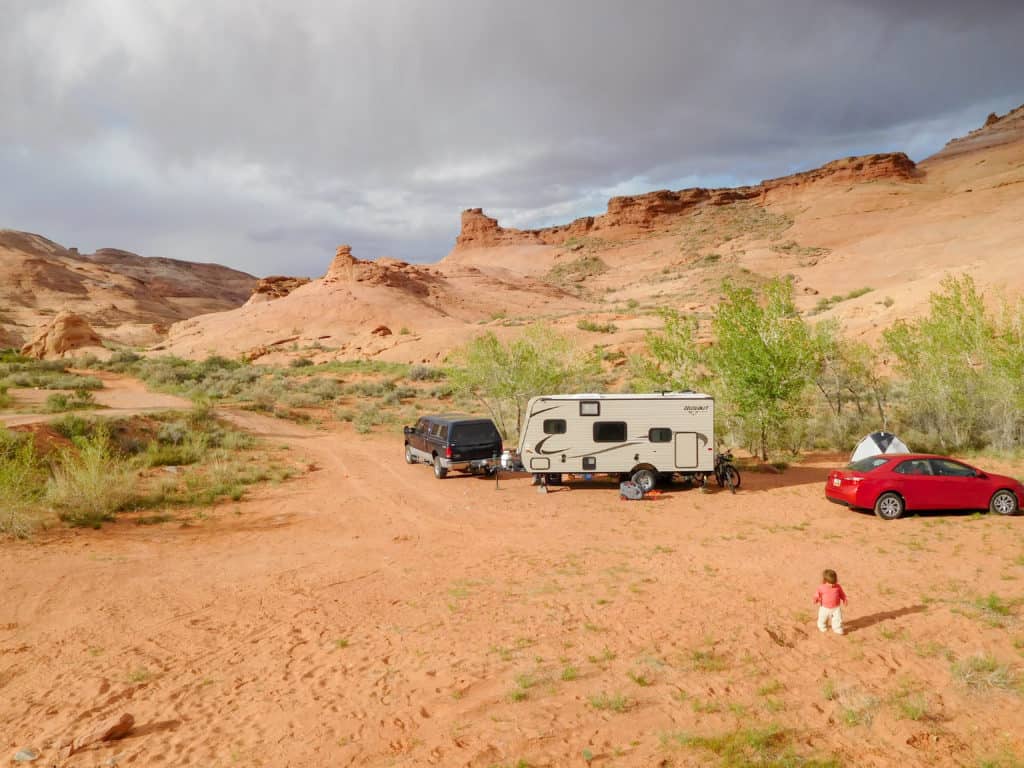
2, 402, 1024, 766
1, 371, 192, 427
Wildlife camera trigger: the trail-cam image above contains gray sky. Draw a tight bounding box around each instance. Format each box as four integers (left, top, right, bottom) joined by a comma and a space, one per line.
2, 0, 1022, 277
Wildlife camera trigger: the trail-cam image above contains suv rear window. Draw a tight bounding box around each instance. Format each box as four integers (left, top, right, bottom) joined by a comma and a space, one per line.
450, 422, 501, 444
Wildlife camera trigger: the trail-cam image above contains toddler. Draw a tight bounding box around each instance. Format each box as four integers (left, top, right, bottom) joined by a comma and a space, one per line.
814, 569, 848, 635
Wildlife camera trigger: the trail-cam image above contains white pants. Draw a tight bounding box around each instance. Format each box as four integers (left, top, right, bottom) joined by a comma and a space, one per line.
818, 606, 844, 634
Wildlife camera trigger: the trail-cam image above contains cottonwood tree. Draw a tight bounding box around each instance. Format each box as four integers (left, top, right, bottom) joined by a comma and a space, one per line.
812, 325, 891, 444
629, 308, 706, 393
448, 325, 600, 440
884, 275, 1024, 450
639, 278, 823, 459
709, 278, 822, 460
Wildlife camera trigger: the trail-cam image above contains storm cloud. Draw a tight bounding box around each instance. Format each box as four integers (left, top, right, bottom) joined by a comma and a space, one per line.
2, 0, 1022, 276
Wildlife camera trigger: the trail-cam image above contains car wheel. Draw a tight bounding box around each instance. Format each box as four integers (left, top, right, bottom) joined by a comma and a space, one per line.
404, 444, 415, 464
433, 456, 448, 479
989, 489, 1019, 516
874, 492, 905, 520
631, 468, 657, 493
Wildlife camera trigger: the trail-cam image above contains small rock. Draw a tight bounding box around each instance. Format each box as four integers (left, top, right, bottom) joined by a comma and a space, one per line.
13, 748, 39, 762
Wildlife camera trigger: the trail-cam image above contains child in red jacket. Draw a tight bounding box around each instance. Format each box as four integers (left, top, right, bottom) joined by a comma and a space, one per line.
814, 569, 848, 635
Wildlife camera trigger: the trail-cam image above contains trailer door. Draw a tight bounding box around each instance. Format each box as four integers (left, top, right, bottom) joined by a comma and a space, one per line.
674, 432, 698, 469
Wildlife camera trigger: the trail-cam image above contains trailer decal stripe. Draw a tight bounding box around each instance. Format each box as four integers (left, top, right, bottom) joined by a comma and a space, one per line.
534, 436, 644, 457
528, 405, 560, 418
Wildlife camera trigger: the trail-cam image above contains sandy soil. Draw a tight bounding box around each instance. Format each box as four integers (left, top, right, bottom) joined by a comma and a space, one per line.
3, 393, 1024, 767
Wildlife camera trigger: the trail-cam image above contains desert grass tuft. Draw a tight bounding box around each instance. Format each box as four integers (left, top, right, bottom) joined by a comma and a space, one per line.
46, 428, 134, 528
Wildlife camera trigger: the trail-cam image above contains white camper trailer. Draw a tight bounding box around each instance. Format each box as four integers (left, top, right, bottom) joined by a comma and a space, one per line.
512, 392, 715, 491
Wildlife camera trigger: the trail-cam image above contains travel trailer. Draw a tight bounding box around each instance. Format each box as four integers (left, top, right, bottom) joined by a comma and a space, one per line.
506, 392, 715, 491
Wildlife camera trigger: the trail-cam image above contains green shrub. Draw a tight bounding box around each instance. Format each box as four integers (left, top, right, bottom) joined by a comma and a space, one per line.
408, 365, 444, 382
577, 319, 618, 333
46, 429, 135, 527
353, 405, 385, 434
545, 254, 609, 284
811, 287, 873, 315
0, 432, 46, 537
290, 357, 314, 368
51, 414, 94, 440
0, 385, 10, 410
44, 388, 97, 413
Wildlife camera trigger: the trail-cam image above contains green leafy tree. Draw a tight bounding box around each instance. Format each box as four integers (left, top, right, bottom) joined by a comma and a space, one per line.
812, 324, 891, 444
448, 325, 600, 440
709, 278, 822, 460
628, 308, 707, 393
885, 275, 1024, 450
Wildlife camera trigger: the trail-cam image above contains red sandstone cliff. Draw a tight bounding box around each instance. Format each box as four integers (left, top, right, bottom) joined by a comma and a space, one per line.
455, 152, 918, 249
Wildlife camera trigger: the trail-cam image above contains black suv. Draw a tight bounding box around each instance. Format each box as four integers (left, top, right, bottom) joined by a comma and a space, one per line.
403, 414, 503, 479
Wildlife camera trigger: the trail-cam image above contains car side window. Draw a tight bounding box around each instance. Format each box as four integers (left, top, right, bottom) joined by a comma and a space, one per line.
438, 424, 449, 440
930, 459, 975, 477
416, 419, 428, 433
894, 460, 931, 475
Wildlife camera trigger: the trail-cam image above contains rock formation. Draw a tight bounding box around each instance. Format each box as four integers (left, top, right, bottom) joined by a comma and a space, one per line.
0, 229, 257, 349
933, 103, 1024, 161
322, 245, 442, 298
21, 310, 104, 359
455, 152, 918, 248
245, 275, 312, 305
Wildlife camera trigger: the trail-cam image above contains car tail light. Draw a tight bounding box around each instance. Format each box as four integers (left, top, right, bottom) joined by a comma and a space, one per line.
445, 445, 453, 459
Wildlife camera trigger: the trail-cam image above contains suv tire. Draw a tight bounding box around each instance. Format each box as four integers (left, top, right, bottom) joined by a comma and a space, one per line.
433, 456, 448, 479
404, 444, 415, 464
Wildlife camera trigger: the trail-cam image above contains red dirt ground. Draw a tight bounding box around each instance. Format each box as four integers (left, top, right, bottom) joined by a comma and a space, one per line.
3, 402, 1024, 767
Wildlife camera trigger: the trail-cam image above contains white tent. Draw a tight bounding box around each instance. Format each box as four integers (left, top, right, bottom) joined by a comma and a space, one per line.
850, 431, 910, 463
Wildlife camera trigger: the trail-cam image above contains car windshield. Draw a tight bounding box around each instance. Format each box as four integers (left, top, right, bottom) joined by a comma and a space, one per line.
848, 456, 891, 472
451, 422, 500, 444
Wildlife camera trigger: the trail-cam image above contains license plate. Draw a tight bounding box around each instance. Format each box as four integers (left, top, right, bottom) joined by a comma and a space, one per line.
832, 477, 841, 487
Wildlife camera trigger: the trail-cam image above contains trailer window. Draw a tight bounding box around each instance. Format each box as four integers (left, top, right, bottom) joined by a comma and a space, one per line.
649, 428, 672, 443
543, 419, 567, 434
593, 421, 627, 442
579, 401, 600, 417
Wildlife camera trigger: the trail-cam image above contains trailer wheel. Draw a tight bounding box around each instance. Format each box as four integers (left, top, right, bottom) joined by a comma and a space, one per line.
631, 468, 657, 493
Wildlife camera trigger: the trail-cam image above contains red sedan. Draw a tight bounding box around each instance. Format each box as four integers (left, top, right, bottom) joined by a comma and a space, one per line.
826, 454, 1024, 520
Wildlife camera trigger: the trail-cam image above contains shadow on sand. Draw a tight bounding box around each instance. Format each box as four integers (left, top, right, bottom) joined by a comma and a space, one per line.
843, 604, 928, 634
